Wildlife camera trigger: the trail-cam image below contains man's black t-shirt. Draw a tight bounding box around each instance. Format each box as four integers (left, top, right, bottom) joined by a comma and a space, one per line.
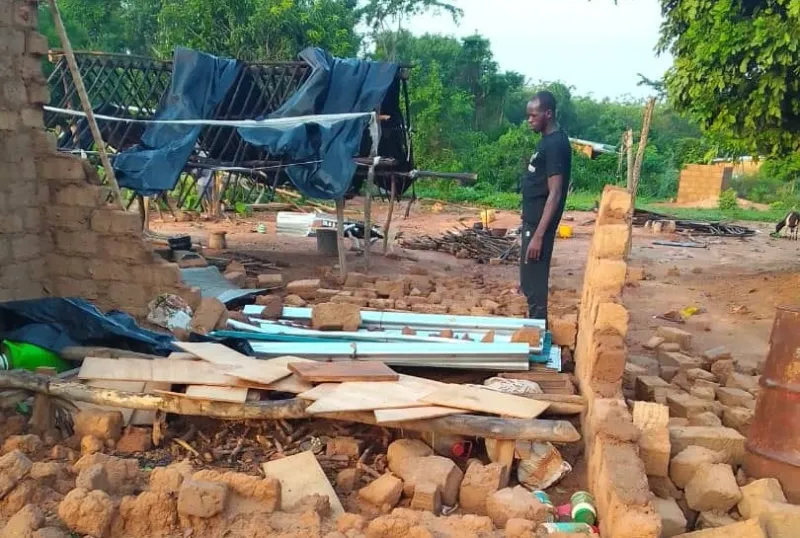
520, 129, 571, 227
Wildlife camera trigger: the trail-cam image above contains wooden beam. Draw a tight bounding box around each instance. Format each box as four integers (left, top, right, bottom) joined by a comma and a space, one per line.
0, 371, 580, 442
383, 175, 397, 254
335, 198, 347, 278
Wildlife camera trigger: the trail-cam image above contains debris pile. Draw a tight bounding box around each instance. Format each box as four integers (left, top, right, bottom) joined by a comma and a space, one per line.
399, 227, 520, 263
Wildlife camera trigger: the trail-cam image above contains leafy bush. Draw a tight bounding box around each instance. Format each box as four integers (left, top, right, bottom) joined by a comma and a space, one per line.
718, 188, 738, 211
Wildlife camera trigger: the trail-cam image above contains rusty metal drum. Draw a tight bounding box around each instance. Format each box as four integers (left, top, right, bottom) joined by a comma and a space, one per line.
744, 305, 800, 503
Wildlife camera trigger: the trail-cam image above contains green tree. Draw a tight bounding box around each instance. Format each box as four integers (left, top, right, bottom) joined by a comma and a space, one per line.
659, 0, 800, 156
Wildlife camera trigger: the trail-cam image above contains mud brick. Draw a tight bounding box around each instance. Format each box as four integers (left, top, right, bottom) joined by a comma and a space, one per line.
411, 303, 448, 314
687, 368, 718, 383
591, 328, 626, 384
375, 279, 408, 299
710, 360, 735, 384
405, 296, 427, 306
624, 363, 647, 391
657, 326, 693, 349
190, 297, 227, 334
98, 236, 153, 262
689, 412, 722, 427
738, 479, 787, 519
25, 32, 48, 56
667, 392, 714, 418
655, 497, 688, 537
20, 107, 42, 128
0, 28, 26, 56
649, 475, 682, 500
640, 428, 671, 478
669, 426, 746, 465
358, 474, 403, 509
6, 179, 37, 207
721, 406, 753, 436
139, 263, 182, 288
52, 277, 98, 300
548, 314, 577, 347
54, 230, 98, 255
286, 279, 321, 300
725, 372, 758, 393
312, 302, 361, 332
660, 351, 702, 372
52, 184, 104, 207
596, 185, 632, 225
591, 223, 630, 259
685, 463, 741, 512
87, 259, 131, 281
21, 207, 41, 232
26, 80, 50, 105
330, 295, 369, 307
10, 234, 40, 261
46, 205, 92, 230
715, 387, 755, 409
594, 302, 629, 336
589, 258, 628, 291
37, 155, 86, 182
90, 209, 142, 234
257, 274, 283, 287
644, 336, 665, 350
368, 298, 395, 310
635, 376, 673, 403
670, 446, 725, 489
701, 346, 732, 369
0, 110, 20, 130
410, 482, 442, 514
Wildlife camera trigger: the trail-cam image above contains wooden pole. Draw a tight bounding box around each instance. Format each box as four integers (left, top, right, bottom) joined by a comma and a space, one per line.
625, 98, 656, 259
47, 0, 125, 210
363, 162, 377, 271
625, 128, 634, 187
211, 171, 222, 218
0, 371, 581, 442
383, 175, 397, 254
336, 198, 347, 278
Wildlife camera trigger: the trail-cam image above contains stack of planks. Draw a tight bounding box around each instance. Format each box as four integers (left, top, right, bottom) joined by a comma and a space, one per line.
75, 342, 556, 424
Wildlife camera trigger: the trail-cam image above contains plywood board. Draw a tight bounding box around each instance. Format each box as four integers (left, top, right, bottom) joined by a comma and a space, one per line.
173, 344, 299, 386
421, 384, 550, 419
288, 360, 398, 382
305, 381, 432, 414
184, 386, 249, 403
168, 352, 198, 360
264, 374, 314, 394
298, 384, 339, 401
374, 406, 463, 423
79, 357, 245, 386
261, 451, 344, 516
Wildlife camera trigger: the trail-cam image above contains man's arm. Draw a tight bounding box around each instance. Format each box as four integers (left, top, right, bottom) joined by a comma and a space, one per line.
526, 175, 563, 261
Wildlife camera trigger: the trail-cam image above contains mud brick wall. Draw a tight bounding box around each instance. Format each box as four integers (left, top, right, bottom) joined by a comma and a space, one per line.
0, 1, 193, 317
676, 164, 733, 205
575, 186, 662, 538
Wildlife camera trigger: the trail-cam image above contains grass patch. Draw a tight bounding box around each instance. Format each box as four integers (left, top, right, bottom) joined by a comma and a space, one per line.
641, 204, 784, 224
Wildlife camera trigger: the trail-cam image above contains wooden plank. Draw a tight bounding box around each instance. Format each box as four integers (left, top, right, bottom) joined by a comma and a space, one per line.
298, 384, 339, 401
374, 406, 463, 423
262, 451, 344, 516
79, 358, 154, 382
288, 360, 398, 383
184, 386, 249, 403
168, 352, 198, 360
173, 343, 298, 386
421, 384, 550, 419
304, 381, 432, 414
264, 374, 313, 394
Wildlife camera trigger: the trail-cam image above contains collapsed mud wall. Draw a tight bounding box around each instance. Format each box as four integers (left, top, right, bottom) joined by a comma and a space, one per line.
575, 186, 662, 537
676, 164, 733, 206
0, 1, 192, 316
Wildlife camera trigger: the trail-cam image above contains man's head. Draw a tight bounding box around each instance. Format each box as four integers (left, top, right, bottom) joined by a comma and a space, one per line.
527, 91, 557, 133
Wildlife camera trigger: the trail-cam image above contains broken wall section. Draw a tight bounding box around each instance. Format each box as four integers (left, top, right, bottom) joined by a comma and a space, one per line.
0, 2, 194, 316
576, 185, 662, 538
676, 164, 733, 206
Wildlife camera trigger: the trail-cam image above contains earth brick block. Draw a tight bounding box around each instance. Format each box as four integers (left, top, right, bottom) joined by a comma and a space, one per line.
46, 206, 92, 230
90, 209, 142, 234
684, 463, 741, 512
55, 230, 98, 255
669, 426, 746, 465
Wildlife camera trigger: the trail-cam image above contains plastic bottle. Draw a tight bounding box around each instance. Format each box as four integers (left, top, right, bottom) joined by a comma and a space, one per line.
570, 491, 597, 525
0, 341, 71, 373
532, 491, 556, 522
422, 432, 473, 460
536, 522, 597, 535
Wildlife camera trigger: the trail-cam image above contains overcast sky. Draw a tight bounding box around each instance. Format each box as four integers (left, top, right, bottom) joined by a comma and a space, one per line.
408, 0, 672, 100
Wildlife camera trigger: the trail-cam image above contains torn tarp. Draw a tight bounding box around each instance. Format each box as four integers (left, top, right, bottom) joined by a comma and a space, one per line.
238, 48, 399, 200
113, 48, 241, 196
0, 298, 175, 356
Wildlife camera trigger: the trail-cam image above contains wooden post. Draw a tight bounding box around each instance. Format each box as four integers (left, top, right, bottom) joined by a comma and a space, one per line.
142, 196, 151, 232
363, 162, 377, 271
47, 0, 125, 210
383, 175, 397, 254
625, 98, 656, 259
625, 128, 634, 187
211, 171, 222, 218
336, 198, 347, 278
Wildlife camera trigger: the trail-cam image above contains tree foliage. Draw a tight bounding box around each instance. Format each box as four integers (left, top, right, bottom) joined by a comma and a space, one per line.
659, 0, 800, 156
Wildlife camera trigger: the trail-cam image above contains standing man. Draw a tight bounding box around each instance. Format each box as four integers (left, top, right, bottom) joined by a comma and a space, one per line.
519, 91, 572, 320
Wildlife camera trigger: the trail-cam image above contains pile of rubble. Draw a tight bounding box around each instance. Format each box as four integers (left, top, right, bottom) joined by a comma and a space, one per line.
624, 325, 799, 537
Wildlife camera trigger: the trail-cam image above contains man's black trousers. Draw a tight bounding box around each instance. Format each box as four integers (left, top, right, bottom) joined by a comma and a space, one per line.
519, 221, 557, 320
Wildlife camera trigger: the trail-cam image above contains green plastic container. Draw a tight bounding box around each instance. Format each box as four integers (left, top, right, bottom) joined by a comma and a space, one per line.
0, 341, 71, 373
570, 491, 597, 525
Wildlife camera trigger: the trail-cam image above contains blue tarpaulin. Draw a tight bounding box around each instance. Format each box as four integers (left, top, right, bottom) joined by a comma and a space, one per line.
238, 48, 399, 199
113, 48, 241, 196
0, 298, 175, 356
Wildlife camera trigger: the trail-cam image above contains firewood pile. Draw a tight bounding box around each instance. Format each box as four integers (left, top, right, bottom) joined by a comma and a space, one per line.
400, 228, 519, 263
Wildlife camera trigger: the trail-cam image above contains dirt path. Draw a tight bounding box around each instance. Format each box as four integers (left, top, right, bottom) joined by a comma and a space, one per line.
152, 201, 800, 368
